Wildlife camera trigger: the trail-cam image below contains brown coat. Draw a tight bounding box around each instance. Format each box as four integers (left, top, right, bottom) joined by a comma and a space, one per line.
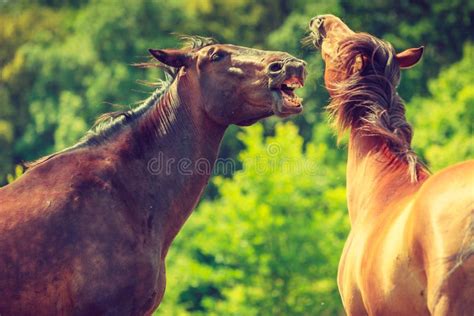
0, 39, 306, 315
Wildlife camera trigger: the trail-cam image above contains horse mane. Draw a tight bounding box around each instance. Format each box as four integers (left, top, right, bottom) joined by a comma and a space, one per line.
26, 35, 218, 169
326, 33, 428, 182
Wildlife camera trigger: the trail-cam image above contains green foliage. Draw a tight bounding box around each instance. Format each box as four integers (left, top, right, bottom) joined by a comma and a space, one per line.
0, 0, 472, 314
6, 165, 24, 184
409, 43, 474, 171
159, 123, 348, 315
0, 5, 66, 180
181, 0, 293, 45
339, 0, 474, 99
15, 0, 187, 161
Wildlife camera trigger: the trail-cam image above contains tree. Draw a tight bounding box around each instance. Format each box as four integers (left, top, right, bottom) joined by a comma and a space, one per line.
159, 122, 348, 315
1, 2, 472, 314
0, 6, 65, 181
339, 0, 474, 99
6, 0, 186, 167
409, 43, 474, 171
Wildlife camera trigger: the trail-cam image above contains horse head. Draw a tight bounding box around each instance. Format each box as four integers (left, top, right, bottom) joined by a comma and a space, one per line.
149, 38, 307, 126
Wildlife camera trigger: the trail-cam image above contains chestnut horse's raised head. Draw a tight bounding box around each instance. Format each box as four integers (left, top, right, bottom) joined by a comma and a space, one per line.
308, 14, 423, 93
149, 38, 306, 126
308, 15, 426, 181
306, 16, 474, 316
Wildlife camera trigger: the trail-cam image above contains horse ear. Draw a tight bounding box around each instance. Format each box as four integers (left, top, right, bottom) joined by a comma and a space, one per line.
395, 46, 424, 69
148, 49, 191, 68
350, 54, 366, 74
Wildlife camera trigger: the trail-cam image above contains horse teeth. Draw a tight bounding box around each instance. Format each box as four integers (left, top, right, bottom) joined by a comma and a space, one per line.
287, 83, 301, 89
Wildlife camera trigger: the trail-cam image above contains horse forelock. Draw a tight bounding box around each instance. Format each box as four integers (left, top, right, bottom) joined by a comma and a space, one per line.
178, 34, 219, 50
327, 33, 428, 182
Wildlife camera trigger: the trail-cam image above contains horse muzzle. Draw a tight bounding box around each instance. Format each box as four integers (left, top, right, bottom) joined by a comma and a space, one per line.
267, 58, 306, 116
309, 15, 326, 49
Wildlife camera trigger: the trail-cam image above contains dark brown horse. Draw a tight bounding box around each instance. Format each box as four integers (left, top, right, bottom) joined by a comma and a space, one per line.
0, 37, 306, 315
309, 15, 474, 315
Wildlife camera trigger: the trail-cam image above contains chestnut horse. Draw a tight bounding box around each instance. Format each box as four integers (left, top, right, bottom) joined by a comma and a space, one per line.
0, 37, 306, 315
309, 15, 474, 315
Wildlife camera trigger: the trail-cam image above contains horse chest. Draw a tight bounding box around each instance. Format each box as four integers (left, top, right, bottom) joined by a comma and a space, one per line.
339, 229, 428, 315
338, 232, 368, 315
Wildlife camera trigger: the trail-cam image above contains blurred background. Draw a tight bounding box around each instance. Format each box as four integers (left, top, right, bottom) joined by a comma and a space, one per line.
0, 0, 472, 314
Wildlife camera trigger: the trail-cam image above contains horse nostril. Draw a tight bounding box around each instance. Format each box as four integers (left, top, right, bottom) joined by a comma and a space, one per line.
284, 60, 306, 81
310, 16, 325, 28
268, 61, 284, 74
318, 17, 324, 26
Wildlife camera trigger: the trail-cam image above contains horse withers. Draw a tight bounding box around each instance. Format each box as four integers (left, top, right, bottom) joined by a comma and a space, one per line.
308, 14, 474, 316
0, 37, 306, 315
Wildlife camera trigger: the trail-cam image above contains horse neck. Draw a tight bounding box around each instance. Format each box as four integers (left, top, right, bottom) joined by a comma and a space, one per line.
137, 77, 226, 162
115, 77, 226, 252
345, 130, 428, 225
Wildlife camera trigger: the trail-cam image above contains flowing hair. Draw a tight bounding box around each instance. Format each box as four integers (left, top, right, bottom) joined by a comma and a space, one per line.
326, 33, 428, 182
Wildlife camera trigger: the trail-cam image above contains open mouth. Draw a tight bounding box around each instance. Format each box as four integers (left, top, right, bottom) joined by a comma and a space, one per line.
280, 77, 303, 107
272, 76, 304, 116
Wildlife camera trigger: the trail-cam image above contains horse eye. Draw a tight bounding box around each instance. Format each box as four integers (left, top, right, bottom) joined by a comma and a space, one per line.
210, 51, 226, 62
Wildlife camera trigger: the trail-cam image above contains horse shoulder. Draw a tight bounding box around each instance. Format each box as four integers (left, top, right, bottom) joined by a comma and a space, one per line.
0, 151, 163, 314
413, 160, 474, 240
418, 159, 473, 204
411, 160, 474, 313
337, 229, 369, 315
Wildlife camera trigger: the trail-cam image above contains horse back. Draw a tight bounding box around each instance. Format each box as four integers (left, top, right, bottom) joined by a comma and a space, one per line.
0, 151, 162, 315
